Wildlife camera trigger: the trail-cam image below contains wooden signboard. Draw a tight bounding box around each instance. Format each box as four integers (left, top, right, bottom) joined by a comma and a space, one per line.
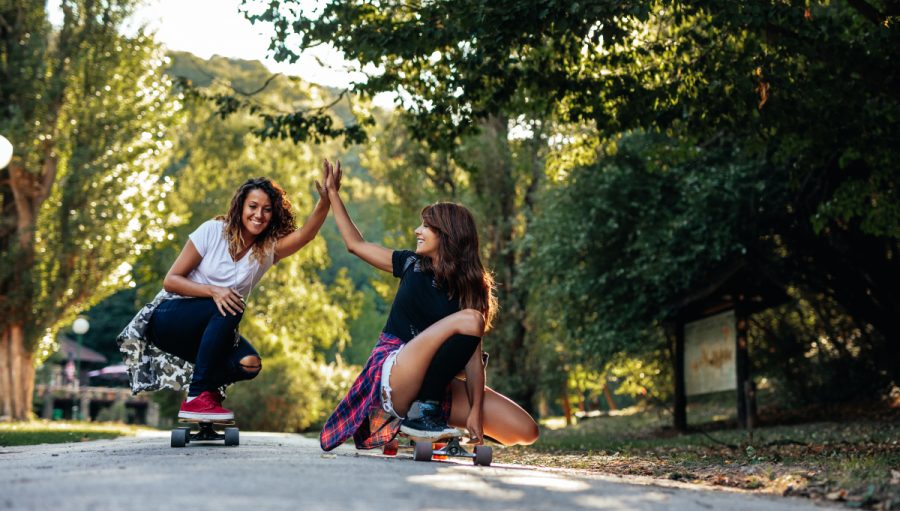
684, 310, 737, 396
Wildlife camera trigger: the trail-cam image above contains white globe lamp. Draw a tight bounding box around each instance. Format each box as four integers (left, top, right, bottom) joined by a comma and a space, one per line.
0, 135, 12, 169
73, 317, 90, 335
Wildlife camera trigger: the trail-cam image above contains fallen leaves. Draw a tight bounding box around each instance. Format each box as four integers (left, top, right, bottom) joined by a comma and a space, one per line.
499, 401, 900, 509
825, 489, 848, 501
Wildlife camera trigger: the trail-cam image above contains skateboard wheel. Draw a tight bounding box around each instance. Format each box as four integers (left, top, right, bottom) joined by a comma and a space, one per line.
171, 428, 187, 448
180, 427, 191, 444
383, 439, 399, 456
413, 441, 433, 461
224, 427, 239, 446
474, 445, 492, 466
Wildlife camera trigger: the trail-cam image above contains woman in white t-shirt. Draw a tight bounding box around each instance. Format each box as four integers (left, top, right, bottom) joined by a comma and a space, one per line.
117, 169, 333, 421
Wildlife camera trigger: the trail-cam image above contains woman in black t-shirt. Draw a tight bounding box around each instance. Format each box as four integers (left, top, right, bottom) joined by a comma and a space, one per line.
319, 160, 538, 450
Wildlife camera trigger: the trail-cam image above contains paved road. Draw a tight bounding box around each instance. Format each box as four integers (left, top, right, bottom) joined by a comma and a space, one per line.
0, 430, 835, 511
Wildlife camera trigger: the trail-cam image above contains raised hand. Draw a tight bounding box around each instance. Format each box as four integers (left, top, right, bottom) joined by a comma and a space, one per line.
315, 159, 330, 200
332, 160, 343, 192
324, 158, 343, 193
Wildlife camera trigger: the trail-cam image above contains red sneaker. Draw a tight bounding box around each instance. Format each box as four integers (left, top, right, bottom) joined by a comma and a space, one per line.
209, 390, 225, 405
178, 391, 234, 420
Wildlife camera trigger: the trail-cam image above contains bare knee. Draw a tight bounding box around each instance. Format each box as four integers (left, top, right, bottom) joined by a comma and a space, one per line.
517, 419, 540, 446
239, 355, 262, 378
499, 419, 540, 447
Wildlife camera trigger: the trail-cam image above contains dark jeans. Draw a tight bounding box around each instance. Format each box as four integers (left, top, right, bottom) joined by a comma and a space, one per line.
149, 298, 261, 396
416, 334, 480, 402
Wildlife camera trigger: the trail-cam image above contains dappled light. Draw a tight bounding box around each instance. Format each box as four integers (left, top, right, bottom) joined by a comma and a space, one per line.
407, 471, 525, 501
2, 1, 897, 508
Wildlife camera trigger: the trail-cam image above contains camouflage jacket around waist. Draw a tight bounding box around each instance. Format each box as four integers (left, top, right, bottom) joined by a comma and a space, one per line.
116, 289, 193, 395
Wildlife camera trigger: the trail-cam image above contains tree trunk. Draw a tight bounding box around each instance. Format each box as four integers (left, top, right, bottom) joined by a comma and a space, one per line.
561, 387, 573, 426
2, 161, 46, 422
0, 328, 11, 418
602, 384, 618, 411
475, 114, 543, 414
0, 323, 34, 420
1, 324, 34, 420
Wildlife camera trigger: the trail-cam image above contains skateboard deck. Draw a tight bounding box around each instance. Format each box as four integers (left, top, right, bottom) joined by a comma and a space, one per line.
383, 433, 492, 466
171, 418, 239, 447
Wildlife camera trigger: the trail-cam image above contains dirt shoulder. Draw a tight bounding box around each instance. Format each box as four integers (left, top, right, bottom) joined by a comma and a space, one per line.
495, 401, 900, 510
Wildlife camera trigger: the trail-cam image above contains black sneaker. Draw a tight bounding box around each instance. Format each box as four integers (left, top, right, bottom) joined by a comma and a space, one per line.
400, 400, 462, 440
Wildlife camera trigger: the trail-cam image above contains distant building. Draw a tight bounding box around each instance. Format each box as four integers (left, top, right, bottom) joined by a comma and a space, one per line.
35, 334, 158, 425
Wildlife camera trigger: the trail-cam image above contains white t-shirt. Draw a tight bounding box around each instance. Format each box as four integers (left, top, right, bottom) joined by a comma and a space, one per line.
186, 219, 275, 299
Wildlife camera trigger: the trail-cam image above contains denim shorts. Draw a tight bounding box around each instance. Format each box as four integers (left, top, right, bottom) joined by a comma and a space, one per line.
379, 346, 404, 419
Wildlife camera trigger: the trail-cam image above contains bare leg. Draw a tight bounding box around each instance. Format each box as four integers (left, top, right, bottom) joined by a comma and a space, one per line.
448, 379, 540, 446
389, 310, 483, 417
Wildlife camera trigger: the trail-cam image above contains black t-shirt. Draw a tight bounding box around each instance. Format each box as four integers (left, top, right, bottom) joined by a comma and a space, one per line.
383, 250, 463, 342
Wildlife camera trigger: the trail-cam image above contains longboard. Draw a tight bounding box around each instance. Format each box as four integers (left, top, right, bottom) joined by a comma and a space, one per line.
171, 418, 239, 447
383, 433, 492, 466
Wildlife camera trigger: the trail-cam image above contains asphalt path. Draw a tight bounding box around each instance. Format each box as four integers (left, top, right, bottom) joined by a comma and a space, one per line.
0, 430, 837, 511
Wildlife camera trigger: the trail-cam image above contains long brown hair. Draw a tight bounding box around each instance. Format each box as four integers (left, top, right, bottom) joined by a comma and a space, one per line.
420, 202, 498, 330
217, 177, 296, 263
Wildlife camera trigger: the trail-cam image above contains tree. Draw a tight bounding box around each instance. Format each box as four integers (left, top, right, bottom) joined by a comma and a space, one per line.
248, 1, 900, 406
0, 0, 179, 419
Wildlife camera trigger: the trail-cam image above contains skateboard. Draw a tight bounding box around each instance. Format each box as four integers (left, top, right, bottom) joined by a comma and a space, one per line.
383, 433, 492, 466
170, 418, 239, 447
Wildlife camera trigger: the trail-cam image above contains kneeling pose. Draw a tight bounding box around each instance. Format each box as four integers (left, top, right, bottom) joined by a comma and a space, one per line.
118, 171, 330, 420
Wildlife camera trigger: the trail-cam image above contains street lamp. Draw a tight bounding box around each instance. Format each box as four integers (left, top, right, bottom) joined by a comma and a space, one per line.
72, 317, 90, 420
0, 134, 12, 169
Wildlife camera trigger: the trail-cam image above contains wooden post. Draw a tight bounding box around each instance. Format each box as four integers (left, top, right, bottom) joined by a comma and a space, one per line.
673, 317, 687, 432
735, 296, 753, 428
561, 387, 573, 426
602, 384, 618, 412
42, 386, 54, 419
744, 380, 757, 431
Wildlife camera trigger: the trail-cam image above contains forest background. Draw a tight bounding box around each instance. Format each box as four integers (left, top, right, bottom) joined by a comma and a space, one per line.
1, 0, 897, 433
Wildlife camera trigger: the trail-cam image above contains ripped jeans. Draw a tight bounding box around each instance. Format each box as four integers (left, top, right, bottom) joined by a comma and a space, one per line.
149, 298, 261, 396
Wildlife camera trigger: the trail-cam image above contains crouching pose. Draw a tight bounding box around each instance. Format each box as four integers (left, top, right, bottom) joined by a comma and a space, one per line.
118, 171, 330, 421
320, 160, 539, 451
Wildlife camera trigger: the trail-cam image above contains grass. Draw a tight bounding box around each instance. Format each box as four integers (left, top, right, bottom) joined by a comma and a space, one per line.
496, 397, 900, 509
0, 420, 151, 446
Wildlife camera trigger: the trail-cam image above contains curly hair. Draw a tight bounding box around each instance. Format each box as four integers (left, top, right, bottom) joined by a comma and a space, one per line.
217, 177, 296, 263
420, 202, 498, 330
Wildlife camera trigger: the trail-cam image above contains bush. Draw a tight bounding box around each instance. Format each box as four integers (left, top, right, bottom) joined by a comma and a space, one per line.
750, 294, 894, 407
225, 351, 357, 432
95, 401, 128, 423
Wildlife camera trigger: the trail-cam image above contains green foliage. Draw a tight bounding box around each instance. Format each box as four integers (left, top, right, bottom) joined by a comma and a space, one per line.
750, 293, 895, 406
343, 287, 389, 365
1, 0, 181, 356
94, 401, 128, 422
170, 54, 373, 146
605, 351, 672, 404
68, 288, 139, 363
225, 351, 355, 432
254, 0, 900, 361
241, 0, 645, 146
528, 132, 784, 364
